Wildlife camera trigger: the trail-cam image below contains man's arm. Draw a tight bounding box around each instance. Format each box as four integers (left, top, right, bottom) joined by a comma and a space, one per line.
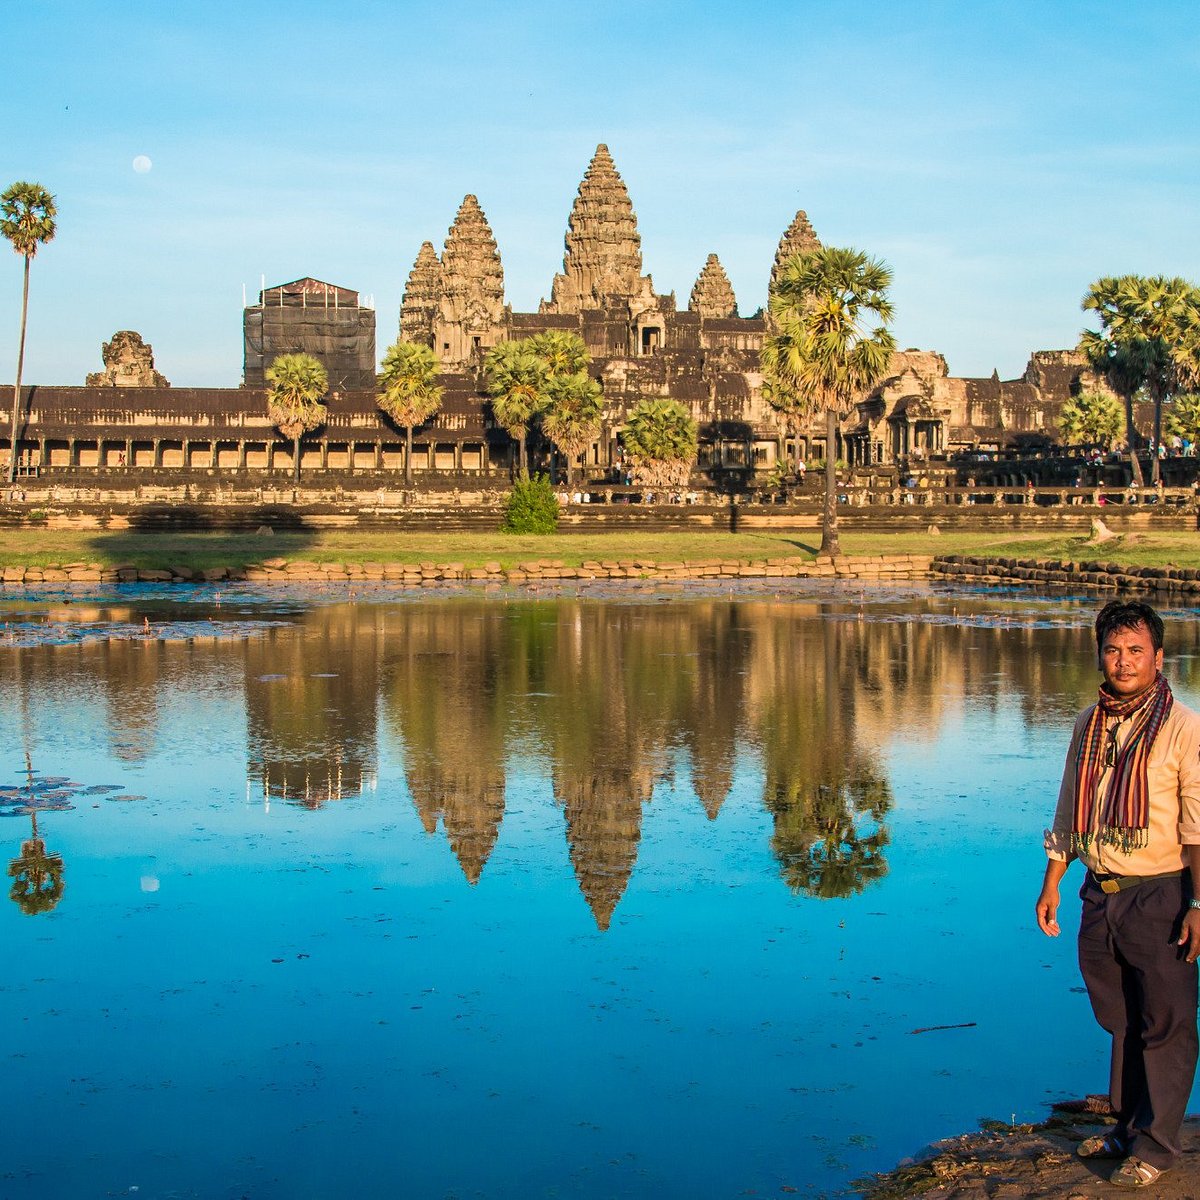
1178, 845, 1200, 963
1038, 715, 1086, 936
1036, 857, 1071, 936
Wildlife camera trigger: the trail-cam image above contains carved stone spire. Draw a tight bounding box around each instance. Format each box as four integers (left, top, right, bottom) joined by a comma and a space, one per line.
544, 144, 655, 315
398, 241, 441, 346
688, 253, 738, 319
434, 194, 505, 367
770, 210, 822, 292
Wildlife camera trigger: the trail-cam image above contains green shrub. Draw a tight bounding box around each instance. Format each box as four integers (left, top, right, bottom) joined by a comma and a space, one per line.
501, 471, 559, 534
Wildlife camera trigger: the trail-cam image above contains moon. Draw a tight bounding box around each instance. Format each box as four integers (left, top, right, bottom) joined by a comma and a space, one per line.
132, 155, 152, 174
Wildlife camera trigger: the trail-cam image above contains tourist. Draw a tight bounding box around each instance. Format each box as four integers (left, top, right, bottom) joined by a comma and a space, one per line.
1036, 600, 1200, 1188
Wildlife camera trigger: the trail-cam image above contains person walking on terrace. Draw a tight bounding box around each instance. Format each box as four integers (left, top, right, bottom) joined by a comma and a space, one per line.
1037, 599, 1200, 1188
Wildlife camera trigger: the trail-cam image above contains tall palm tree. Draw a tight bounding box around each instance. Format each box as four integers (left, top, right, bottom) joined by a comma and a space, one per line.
266, 352, 328, 483
620, 398, 699, 488
1170, 301, 1200, 393
542, 371, 603, 486
769, 246, 896, 557
377, 340, 443, 485
1081, 275, 1200, 484
484, 340, 548, 474
760, 338, 814, 474
1, 182, 57, 484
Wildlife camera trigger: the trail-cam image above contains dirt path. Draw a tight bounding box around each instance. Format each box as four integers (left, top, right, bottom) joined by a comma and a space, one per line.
860, 1100, 1200, 1198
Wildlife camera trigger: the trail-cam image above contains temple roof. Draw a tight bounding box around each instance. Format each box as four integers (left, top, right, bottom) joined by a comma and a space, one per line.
259, 278, 359, 307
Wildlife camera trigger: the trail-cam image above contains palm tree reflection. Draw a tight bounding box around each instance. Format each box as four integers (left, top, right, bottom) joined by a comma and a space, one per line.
754, 609, 893, 899
9, 808, 65, 916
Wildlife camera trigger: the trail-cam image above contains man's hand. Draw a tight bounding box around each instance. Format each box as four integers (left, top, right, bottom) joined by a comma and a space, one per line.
1179, 909, 1200, 962
1036, 885, 1061, 936
1037, 858, 1070, 937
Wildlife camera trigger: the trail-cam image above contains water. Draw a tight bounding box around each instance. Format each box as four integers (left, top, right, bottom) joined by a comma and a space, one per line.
3, 581, 1200, 1199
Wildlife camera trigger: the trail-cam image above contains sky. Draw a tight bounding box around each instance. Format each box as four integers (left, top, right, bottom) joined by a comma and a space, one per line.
2, 0, 1198, 388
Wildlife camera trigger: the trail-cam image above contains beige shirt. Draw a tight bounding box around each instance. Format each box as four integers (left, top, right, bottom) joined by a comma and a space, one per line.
1045, 695, 1200, 876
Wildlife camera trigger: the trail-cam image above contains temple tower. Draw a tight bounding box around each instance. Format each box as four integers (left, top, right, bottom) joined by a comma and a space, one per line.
542, 144, 656, 318
398, 241, 442, 346
770, 210, 822, 293
688, 254, 738, 319
433, 195, 505, 368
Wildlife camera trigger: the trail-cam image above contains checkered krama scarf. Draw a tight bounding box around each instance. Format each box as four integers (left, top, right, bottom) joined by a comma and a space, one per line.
1072, 672, 1173, 853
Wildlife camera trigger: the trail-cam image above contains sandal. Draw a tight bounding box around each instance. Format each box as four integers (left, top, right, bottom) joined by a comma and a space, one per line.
1110, 1156, 1169, 1188
1076, 1132, 1127, 1160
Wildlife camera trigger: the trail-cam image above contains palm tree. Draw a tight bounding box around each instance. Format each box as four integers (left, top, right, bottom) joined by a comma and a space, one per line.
1, 182, 57, 484
1165, 393, 1200, 449
542, 371, 603, 486
760, 341, 814, 475
528, 330, 589, 377
769, 246, 896, 557
484, 340, 548, 474
1081, 275, 1200, 484
1058, 390, 1123, 450
1170, 301, 1200, 393
266, 352, 328, 482
620, 398, 699, 488
377, 340, 443, 485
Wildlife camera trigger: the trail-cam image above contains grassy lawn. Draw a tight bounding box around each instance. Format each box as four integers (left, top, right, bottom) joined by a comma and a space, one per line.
0, 526, 1196, 571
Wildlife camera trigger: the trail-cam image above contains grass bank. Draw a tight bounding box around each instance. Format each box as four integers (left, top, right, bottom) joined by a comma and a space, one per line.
0, 528, 1197, 572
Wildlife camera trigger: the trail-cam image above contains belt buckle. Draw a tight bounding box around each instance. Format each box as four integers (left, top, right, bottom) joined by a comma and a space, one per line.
1100, 878, 1121, 894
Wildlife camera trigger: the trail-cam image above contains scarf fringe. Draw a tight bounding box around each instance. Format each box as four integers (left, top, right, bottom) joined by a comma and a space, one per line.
1072, 827, 1151, 856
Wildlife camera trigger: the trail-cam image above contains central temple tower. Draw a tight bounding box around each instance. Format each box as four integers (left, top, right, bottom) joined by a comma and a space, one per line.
541, 144, 657, 319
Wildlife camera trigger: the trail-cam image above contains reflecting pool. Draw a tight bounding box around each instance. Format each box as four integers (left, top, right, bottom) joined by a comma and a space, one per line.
4, 582, 1200, 1199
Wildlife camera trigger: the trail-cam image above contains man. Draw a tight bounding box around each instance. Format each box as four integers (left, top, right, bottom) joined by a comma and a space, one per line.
1037, 599, 1200, 1188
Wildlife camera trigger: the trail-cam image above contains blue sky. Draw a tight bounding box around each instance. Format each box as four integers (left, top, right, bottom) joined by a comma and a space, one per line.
3, 0, 1198, 387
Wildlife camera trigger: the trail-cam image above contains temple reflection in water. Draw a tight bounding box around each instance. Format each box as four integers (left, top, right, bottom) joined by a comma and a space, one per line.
5, 593, 1199, 928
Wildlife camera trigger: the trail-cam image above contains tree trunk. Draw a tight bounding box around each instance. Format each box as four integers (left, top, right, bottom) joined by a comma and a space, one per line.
8, 255, 30, 484
820, 406, 840, 557
792, 423, 804, 475
405, 425, 413, 486
293, 435, 301, 483
518, 431, 527, 476
1150, 386, 1163, 484
1124, 394, 1144, 487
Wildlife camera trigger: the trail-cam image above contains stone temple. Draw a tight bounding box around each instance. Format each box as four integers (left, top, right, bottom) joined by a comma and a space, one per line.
2, 143, 1093, 483
394, 142, 1092, 476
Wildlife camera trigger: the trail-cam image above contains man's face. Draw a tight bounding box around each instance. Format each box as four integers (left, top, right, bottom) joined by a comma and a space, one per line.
1100, 621, 1163, 698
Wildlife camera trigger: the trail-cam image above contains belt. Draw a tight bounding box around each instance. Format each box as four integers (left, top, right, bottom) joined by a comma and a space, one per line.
1090, 868, 1185, 895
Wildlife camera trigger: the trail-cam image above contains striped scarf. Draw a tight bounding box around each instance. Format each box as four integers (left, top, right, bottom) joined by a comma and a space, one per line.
1072, 672, 1173, 854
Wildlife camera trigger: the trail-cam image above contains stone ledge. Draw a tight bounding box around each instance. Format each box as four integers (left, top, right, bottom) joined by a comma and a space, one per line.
930, 555, 1200, 594
0, 553, 933, 588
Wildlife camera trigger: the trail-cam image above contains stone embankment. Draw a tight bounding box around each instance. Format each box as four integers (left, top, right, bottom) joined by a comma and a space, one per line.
930, 555, 1200, 596
5, 554, 1198, 594
0, 554, 934, 586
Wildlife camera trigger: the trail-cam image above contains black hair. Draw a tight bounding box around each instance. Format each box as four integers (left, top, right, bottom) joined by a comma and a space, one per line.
1095, 599, 1164, 654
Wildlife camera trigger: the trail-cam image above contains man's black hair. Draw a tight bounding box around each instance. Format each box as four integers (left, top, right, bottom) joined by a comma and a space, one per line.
1095, 599, 1164, 654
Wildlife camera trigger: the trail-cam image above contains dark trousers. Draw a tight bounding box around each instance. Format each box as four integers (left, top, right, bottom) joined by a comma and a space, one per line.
1078, 872, 1199, 1168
